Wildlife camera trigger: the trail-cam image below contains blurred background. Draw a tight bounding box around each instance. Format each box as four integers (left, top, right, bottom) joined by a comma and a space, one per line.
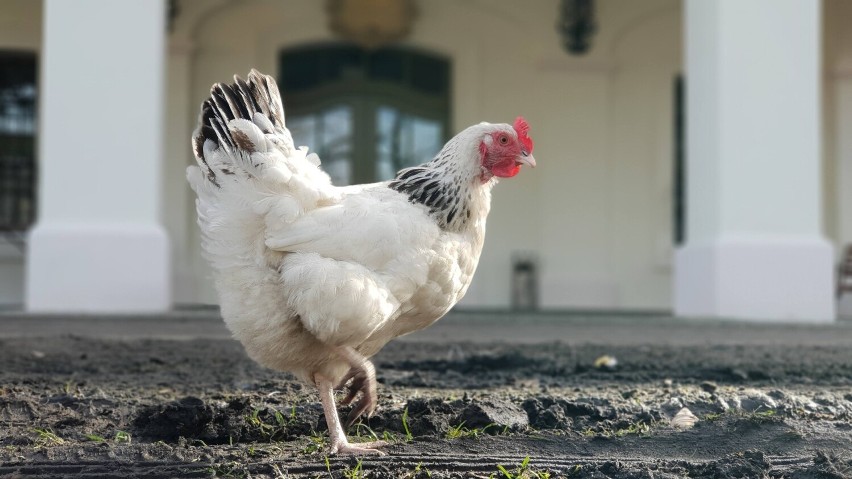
0, 0, 850, 322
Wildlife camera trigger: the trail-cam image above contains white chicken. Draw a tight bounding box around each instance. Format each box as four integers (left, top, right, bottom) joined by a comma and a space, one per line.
187, 70, 535, 455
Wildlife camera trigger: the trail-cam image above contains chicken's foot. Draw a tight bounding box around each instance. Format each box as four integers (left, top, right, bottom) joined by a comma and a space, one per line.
334, 346, 379, 429
316, 374, 387, 455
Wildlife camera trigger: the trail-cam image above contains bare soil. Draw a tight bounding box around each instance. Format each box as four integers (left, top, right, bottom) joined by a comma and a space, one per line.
1, 335, 852, 478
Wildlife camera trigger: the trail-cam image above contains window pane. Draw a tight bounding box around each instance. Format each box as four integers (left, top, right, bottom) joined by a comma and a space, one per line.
367, 49, 405, 83
375, 106, 443, 181
281, 46, 364, 93
0, 53, 37, 231
0, 56, 36, 135
410, 54, 449, 95
288, 105, 353, 185
280, 46, 450, 184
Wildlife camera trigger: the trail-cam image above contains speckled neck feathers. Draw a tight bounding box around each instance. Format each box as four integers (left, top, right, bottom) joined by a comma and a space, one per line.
388, 129, 494, 232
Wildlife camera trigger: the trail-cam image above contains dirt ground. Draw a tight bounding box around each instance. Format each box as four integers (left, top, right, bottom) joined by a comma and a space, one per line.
2, 319, 852, 478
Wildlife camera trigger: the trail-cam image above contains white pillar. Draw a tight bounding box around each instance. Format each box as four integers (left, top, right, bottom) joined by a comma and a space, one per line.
163, 37, 196, 304
26, 0, 171, 312
836, 69, 852, 318
674, 0, 835, 322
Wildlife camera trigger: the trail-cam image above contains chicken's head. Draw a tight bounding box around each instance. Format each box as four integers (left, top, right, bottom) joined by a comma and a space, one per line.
478, 117, 536, 182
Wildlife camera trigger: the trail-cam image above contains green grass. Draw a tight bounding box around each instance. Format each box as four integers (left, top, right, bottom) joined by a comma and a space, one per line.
703, 412, 723, 421
401, 407, 413, 441
582, 420, 653, 438
446, 421, 498, 439
206, 462, 248, 479
493, 456, 551, 479
63, 377, 77, 396
614, 421, 650, 437
32, 428, 64, 448
413, 462, 432, 478
341, 459, 364, 479
245, 406, 296, 441
350, 422, 381, 442
301, 431, 327, 454
703, 408, 778, 424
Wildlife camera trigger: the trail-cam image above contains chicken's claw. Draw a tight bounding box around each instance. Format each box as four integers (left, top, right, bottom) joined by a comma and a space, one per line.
341, 364, 378, 429
332, 347, 379, 430
345, 393, 377, 429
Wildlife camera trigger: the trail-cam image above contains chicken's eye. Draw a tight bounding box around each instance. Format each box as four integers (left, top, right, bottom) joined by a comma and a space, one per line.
499, 135, 509, 145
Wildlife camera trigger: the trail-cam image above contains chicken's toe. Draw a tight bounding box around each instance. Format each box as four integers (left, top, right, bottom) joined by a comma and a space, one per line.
331, 439, 388, 456
345, 390, 377, 429
341, 370, 377, 405
340, 373, 365, 406
332, 347, 379, 429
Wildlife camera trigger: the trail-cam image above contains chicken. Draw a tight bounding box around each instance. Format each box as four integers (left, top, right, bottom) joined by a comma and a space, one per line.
187, 70, 535, 455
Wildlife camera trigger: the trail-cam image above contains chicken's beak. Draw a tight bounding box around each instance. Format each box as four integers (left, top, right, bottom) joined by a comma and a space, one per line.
517, 152, 536, 168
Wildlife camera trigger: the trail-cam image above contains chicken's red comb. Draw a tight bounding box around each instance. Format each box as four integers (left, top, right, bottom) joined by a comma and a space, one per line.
513, 116, 533, 153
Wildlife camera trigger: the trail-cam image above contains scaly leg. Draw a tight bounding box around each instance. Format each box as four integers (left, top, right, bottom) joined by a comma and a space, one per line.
315, 374, 386, 455
334, 346, 379, 428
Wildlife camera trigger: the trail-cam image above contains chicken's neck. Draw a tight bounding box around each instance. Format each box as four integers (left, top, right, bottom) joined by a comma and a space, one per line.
388, 149, 493, 232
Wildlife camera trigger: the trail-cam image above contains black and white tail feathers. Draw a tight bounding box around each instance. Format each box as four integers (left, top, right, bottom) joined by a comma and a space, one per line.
192, 69, 295, 188
187, 69, 337, 260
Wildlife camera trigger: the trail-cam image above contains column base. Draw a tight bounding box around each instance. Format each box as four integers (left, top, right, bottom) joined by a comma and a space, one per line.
26, 222, 171, 313
674, 236, 835, 322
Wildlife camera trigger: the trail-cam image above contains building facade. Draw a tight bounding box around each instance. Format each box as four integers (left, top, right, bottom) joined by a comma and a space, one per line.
0, 0, 850, 320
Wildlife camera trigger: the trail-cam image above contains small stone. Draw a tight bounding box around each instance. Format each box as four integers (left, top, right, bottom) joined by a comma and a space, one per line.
593, 355, 618, 370
661, 398, 685, 418
768, 390, 786, 400
700, 381, 718, 393
737, 391, 778, 413
672, 407, 699, 429
456, 399, 528, 431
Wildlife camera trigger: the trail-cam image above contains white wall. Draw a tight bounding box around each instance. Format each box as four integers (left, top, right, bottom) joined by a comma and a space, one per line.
605, 5, 682, 309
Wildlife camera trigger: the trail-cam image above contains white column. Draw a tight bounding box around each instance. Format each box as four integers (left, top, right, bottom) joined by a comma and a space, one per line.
163, 37, 196, 304
674, 0, 835, 322
26, 0, 171, 312
836, 69, 852, 318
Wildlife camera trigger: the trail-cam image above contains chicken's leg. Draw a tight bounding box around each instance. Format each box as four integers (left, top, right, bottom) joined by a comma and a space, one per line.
316, 374, 386, 455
